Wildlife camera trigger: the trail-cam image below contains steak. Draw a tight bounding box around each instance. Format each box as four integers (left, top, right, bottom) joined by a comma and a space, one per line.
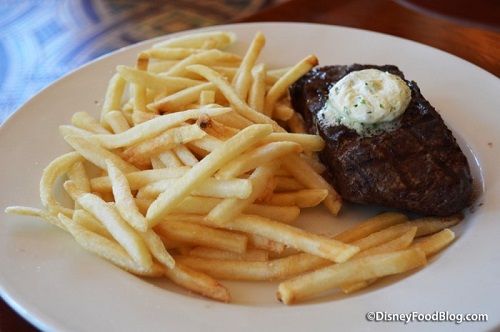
289, 64, 473, 216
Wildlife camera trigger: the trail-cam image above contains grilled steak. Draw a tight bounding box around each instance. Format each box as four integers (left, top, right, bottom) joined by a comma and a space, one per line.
289, 64, 473, 216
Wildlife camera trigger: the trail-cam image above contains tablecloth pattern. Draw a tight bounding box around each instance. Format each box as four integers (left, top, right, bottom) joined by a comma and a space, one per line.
0, 0, 273, 124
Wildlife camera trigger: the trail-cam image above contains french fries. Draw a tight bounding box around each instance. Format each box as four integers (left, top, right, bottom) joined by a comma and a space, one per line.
5, 30, 464, 305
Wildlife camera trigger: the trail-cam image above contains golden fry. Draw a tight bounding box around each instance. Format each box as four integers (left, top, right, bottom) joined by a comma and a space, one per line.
147, 82, 216, 112
106, 160, 148, 232
72, 112, 110, 134
39, 151, 84, 217
120, 124, 206, 167
91, 107, 232, 149
265, 189, 328, 208
163, 262, 231, 303
410, 228, 456, 256
139, 177, 252, 199
102, 110, 131, 134
232, 31, 266, 100
90, 166, 190, 192
248, 63, 267, 113
188, 247, 269, 262
263, 55, 318, 117
334, 212, 409, 243
155, 219, 247, 254
277, 248, 426, 305
64, 134, 139, 173
100, 73, 127, 126
175, 253, 329, 281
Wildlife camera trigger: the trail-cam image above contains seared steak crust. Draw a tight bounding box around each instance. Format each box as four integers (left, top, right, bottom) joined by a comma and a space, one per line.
289, 64, 473, 216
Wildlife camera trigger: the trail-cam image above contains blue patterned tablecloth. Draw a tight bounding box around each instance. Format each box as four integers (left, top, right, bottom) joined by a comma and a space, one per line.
0, 0, 271, 124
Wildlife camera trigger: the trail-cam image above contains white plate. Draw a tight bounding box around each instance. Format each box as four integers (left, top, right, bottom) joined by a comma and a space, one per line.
0, 22, 498, 332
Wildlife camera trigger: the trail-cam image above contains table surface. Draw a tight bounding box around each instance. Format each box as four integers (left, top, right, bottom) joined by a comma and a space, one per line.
1, 0, 499, 331
239, 0, 499, 77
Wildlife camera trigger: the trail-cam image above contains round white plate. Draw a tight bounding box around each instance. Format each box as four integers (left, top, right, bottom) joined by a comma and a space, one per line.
1, 22, 498, 332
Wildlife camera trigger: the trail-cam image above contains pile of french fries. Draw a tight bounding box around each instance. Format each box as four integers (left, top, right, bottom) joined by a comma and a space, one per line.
5, 30, 463, 304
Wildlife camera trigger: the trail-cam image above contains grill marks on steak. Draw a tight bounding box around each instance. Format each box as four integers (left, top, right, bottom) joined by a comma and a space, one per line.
289, 64, 473, 216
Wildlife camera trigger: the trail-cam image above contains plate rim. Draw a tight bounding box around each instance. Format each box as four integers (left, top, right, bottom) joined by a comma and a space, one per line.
1, 21, 498, 332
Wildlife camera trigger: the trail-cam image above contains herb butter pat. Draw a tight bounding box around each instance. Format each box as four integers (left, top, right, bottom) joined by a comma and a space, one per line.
318, 68, 411, 136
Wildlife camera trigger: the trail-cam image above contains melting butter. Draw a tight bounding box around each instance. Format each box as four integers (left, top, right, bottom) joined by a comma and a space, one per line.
318, 68, 411, 136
